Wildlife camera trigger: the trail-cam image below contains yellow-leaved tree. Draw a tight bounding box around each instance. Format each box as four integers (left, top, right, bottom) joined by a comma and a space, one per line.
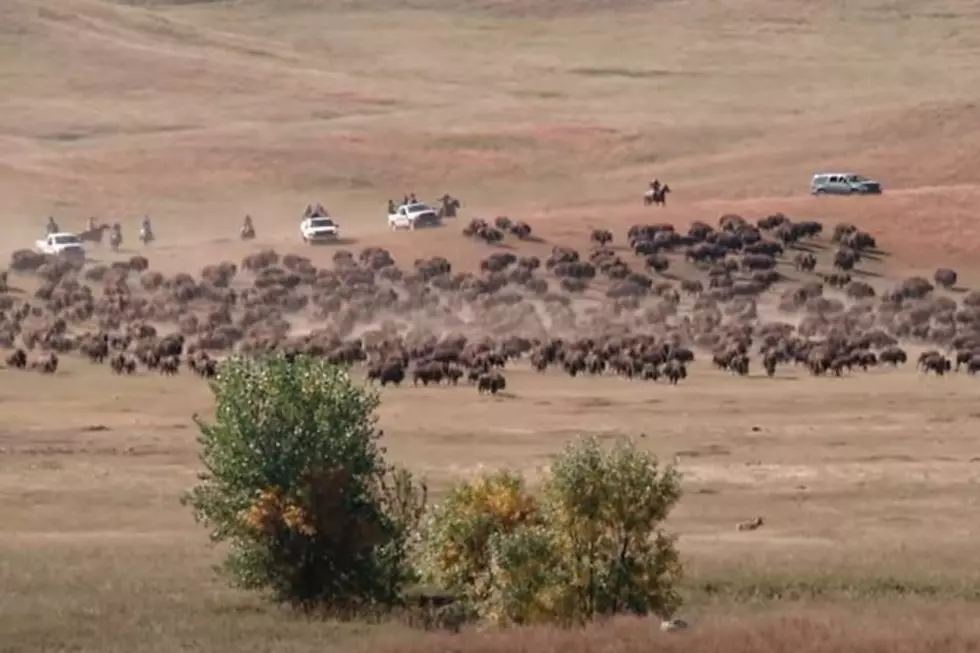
415, 435, 683, 626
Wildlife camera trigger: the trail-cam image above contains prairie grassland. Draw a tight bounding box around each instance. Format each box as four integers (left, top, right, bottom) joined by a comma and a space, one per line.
4, 353, 980, 650
4, 0, 980, 650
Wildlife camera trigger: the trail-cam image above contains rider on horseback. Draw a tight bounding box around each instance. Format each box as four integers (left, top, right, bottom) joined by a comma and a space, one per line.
140, 216, 153, 241
110, 222, 123, 249
650, 178, 661, 193
437, 193, 459, 218
305, 203, 328, 218
46, 216, 59, 235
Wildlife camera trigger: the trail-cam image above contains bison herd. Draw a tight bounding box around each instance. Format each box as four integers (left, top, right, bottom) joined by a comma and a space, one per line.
1, 211, 980, 397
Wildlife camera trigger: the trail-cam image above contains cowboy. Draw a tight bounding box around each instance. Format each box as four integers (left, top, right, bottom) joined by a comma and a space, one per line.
440, 193, 458, 217
387, 199, 396, 214
141, 216, 153, 238
243, 214, 253, 228
46, 216, 59, 234
650, 178, 661, 193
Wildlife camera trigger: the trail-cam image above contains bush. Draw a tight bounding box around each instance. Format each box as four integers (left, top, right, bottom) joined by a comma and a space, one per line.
182, 354, 426, 613
543, 435, 683, 623
415, 470, 540, 615
416, 436, 683, 626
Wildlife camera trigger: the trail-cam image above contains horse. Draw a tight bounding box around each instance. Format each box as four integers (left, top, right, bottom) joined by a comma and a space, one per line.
109, 225, 123, 251
78, 224, 109, 245
643, 184, 671, 206
304, 203, 328, 218
437, 195, 462, 218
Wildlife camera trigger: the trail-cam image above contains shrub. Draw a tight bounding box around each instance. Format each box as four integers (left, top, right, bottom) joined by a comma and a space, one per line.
182, 354, 426, 613
415, 470, 539, 613
416, 436, 683, 627
482, 523, 568, 625
543, 435, 683, 623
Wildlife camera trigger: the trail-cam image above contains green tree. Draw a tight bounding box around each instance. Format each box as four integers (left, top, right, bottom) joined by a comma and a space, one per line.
482, 524, 568, 625
416, 435, 683, 627
542, 435, 683, 623
182, 354, 426, 613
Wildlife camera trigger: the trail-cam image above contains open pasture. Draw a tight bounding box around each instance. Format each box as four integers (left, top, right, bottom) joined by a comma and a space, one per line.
5, 214, 980, 651
4, 0, 980, 650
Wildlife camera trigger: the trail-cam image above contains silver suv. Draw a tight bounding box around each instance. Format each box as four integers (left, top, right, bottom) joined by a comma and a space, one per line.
810, 173, 882, 195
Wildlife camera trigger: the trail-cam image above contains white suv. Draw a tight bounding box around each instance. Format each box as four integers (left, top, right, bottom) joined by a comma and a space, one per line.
810, 173, 882, 195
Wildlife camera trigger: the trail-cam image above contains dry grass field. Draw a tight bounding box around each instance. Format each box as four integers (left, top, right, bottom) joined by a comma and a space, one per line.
4, 0, 980, 651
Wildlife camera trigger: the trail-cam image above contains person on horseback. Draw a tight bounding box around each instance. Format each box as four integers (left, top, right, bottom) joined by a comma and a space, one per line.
442, 193, 461, 217
110, 222, 123, 249
241, 214, 255, 238
46, 216, 59, 235
140, 216, 153, 241
650, 178, 661, 194
307, 203, 327, 217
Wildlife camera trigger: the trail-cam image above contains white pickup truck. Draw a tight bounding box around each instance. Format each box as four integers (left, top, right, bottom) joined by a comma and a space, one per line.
300, 216, 340, 243
388, 202, 441, 230
36, 232, 86, 259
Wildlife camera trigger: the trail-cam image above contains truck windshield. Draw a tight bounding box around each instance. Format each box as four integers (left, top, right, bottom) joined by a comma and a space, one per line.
53, 235, 81, 245
310, 218, 335, 228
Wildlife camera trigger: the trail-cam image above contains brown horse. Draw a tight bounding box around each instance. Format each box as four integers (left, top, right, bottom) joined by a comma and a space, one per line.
643, 184, 671, 206
78, 224, 110, 244
437, 194, 462, 218
241, 216, 256, 240
109, 224, 123, 251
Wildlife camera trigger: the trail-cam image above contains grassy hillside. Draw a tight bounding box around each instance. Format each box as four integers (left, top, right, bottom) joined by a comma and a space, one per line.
3, 0, 980, 220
